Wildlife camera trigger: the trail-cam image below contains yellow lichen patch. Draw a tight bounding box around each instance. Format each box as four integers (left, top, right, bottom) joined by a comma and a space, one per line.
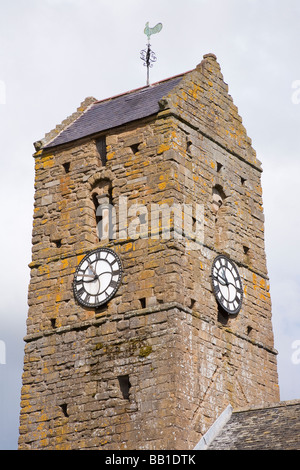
61, 258, 69, 270
181, 90, 187, 101
260, 279, 266, 289
123, 242, 133, 252
158, 182, 166, 190
38, 265, 50, 276
42, 156, 54, 169
192, 84, 201, 100
158, 143, 170, 154
107, 151, 115, 161
77, 254, 85, 264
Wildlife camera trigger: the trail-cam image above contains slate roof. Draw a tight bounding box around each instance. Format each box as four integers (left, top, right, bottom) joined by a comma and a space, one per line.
206, 400, 300, 450
44, 75, 183, 149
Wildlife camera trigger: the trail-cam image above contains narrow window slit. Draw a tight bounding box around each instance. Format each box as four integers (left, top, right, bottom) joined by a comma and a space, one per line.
96, 137, 107, 166
139, 298, 146, 309
60, 403, 69, 417
50, 318, 56, 329
217, 162, 223, 172
63, 162, 70, 173
247, 326, 253, 337
118, 375, 131, 400
186, 139, 192, 153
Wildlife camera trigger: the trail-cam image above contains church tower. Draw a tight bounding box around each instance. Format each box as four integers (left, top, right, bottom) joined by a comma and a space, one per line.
19, 54, 279, 450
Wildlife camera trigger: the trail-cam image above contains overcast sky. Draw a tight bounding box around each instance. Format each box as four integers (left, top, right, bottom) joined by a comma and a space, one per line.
0, 0, 299, 449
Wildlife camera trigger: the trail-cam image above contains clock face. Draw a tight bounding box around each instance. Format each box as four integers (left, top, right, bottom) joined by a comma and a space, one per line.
73, 248, 122, 308
211, 255, 243, 315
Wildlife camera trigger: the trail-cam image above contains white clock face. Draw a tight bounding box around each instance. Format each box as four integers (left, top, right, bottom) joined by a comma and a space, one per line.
211, 255, 243, 315
73, 248, 122, 308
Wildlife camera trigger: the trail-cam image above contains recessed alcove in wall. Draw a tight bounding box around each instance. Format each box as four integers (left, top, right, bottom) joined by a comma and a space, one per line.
53, 239, 62, 248
130, 143, 140, 154
186, 138, 193, 154
247, 326, 253, 337
96, 136, 107, 166
59, 403, 69, 418
212, 185, 226, 214
91, 179, 113, 241
118, 375, 131, 400
63, 162, 70, 173
217, 305, 228, 325
243, 245, 251, 265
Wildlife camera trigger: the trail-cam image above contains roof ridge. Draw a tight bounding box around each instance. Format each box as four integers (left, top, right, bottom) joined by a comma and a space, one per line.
93, 72, 187, 106
43, 74, 184, 149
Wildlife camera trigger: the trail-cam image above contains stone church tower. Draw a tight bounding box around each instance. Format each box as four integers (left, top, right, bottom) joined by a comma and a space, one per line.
19, 54, 279, 450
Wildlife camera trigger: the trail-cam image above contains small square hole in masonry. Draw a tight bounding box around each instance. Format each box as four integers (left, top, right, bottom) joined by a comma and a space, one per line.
59, 403, 69, 417
130, 143, 140, 154
118, 375, 131, 400
63, 162, 70, 173
54, 239, 62, 248
217, 305, 228, 325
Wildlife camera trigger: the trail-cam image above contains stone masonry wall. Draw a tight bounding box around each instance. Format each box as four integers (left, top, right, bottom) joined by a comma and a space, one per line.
19, 54, 279, 450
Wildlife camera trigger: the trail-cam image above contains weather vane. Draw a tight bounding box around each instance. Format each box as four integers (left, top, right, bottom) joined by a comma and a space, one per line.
140, 22, 163, 86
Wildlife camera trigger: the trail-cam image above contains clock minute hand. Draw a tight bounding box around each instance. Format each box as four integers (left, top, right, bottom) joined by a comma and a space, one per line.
87, 262, 98, 277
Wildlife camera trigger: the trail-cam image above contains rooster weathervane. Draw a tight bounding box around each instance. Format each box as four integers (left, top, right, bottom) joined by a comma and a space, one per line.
140, 22, 163, 86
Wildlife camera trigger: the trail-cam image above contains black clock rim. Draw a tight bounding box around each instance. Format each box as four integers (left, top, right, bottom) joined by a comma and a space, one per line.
211, 255, 243, 315
73, 247, 122, 308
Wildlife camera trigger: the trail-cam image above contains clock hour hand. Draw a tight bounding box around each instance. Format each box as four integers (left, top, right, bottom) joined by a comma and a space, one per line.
82, 274, 98, 283
217, 273, 227, 285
